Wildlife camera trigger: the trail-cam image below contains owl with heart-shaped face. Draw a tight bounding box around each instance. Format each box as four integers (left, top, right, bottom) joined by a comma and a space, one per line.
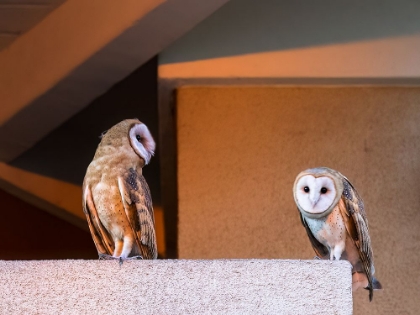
83, 119, 157, 261
293, 167, 382, 301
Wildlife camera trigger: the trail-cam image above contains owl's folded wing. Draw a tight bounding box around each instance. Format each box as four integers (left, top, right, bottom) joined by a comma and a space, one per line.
118, 168, 157, 259
339, 177, 374, 300
82, 185, 114, 255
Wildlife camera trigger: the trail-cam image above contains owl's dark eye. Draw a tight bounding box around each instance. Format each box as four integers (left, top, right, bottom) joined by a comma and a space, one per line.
136, 135, 142, 142
303, 186, 310, 193
320, 187, 328, 194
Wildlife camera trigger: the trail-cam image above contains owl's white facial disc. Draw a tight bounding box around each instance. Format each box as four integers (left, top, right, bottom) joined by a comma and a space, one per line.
295, 175, 337, 215
129, 123, 155, 165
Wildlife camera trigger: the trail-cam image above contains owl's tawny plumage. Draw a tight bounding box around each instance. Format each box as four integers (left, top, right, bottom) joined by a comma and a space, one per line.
293, 167, 382, 301
82, 119, 157, 260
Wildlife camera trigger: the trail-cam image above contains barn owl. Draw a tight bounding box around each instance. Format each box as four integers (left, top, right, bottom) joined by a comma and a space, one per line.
293, 167, 382, 301
82, 119, 157, 262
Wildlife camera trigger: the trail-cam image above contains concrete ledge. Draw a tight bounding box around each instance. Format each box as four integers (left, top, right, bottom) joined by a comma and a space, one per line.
0, 259, 352, 314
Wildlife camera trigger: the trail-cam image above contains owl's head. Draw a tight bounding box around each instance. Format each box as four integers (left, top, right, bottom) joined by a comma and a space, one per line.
293, 167, 344, 219
98, 119, 155, 165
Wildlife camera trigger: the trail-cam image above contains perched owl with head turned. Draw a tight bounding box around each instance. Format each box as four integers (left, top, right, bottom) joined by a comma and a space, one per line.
293, 167, 382, 301
82, 119, 157, 261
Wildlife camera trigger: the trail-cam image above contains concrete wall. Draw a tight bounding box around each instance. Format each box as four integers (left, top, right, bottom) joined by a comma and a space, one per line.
0, 259, 352, 314
176, 86, 420, 314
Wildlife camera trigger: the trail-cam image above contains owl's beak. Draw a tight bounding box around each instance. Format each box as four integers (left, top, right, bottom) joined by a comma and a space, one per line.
310, 193, 319, 206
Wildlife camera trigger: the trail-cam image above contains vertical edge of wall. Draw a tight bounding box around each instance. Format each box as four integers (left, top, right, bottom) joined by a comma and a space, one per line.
0, 259, 352, 315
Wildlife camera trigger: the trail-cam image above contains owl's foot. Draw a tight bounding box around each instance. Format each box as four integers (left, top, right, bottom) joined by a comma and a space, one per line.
98, 254, 144, 266
98, 254, 119, 261
98, 254, 126, 267
118, 256, 144, 266
124, 255, 144, 260
313, 254, 329, 260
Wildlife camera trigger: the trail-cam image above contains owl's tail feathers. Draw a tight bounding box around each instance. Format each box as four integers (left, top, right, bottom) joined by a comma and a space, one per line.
371, 277, 383, 290
364, 276, 382, 302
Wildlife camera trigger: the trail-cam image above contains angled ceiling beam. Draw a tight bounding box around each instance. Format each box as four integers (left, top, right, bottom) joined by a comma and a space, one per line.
0, 0, 230, 162
0, 0, 165, 161
0, 0, 164, 126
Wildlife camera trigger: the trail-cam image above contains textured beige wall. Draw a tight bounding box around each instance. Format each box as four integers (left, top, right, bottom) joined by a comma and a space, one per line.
0, 259, 352, 315
177, 86, 420, 314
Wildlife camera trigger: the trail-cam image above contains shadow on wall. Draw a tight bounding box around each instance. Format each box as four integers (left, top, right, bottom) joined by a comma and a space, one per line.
160, 0, 420, 64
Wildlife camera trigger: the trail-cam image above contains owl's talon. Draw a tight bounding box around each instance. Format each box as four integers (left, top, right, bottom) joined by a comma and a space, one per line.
98, 254, 117, 261
125, 255, 144, 260
313, 256, 321, 260
101, 255, 143, 266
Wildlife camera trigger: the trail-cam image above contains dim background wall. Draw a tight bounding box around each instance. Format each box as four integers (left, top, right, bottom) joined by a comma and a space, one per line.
176, 86, 420, 314
0, 188, 97, 259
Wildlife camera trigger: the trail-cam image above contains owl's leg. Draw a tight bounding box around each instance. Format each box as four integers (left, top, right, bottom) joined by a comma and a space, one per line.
113, 240, 124, 257
119, 235, 134, 259
332, 241, 345, 260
